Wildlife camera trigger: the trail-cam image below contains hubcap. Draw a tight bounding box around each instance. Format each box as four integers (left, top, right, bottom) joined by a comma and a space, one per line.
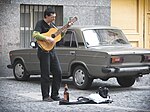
15, 63, 24, 78
74, 69, 85, 86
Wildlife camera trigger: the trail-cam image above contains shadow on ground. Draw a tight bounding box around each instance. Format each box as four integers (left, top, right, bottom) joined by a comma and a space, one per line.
6, 76, 150, 93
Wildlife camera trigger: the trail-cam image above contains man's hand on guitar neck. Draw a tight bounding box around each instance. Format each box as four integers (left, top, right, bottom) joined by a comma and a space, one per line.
45, 37, 55, 44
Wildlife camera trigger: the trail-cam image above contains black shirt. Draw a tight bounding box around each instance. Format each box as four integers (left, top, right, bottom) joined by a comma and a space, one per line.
34, 20, 56, 33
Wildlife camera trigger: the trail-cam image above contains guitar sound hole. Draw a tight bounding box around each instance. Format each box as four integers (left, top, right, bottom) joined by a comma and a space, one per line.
51, 34, 55, 38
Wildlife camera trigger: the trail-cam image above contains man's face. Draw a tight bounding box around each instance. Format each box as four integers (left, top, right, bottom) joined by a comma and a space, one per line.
46, 13, 56, 22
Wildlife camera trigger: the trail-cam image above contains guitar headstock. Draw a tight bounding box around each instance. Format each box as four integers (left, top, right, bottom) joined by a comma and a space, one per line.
60, 16, 78, 32
68, 16, 78, 26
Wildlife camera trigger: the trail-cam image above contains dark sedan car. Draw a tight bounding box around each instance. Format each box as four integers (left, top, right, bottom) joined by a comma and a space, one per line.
7, 26, 150, 89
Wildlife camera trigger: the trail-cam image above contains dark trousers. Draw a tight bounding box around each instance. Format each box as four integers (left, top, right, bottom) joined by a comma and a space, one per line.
37, 48, 62, 99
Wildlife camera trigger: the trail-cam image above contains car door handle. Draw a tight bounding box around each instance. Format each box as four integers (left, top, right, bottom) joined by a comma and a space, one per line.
70, 51, 75, 55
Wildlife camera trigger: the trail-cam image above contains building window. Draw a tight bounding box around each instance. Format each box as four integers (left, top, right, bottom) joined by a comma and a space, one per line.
20, 5, 63, 48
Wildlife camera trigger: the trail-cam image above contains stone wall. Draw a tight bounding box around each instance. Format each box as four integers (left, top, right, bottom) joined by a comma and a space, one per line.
0, 0, 110, 77
0, 3, 20, 76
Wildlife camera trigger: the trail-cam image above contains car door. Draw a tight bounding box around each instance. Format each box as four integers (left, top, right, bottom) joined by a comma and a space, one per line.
29, 48, 40, 74
56, 30, 77, 75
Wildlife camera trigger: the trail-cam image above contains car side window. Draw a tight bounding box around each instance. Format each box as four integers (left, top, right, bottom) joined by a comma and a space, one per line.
56, 30, 78, 47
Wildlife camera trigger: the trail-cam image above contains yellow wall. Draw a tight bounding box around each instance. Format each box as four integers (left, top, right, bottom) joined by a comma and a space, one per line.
145, 0, 150, 48
111, 0, 144, 48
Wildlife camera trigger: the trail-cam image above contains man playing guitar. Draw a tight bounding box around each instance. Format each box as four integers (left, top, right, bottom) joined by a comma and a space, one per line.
33, 7, 64, 102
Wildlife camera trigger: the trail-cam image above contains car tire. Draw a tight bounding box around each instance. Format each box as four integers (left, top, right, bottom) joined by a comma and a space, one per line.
72, 66, 93, 90
117, 76, 135, 87
13, 60, 30, 81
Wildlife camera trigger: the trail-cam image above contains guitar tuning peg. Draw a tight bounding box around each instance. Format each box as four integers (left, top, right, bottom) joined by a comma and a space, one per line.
68, 22, 73, 26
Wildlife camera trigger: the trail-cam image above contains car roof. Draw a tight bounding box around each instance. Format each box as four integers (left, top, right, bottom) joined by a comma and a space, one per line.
67, 25, 120, 31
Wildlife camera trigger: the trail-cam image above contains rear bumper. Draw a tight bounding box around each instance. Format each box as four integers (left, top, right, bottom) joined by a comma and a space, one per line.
102, 65, 150, 74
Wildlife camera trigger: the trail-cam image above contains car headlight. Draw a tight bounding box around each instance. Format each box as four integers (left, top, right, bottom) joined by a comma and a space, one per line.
9, 52, 13, 57
111, 56, 124, 63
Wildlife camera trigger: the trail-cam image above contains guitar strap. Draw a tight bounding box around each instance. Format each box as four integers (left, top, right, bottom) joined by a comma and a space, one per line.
50, 22, 58, 30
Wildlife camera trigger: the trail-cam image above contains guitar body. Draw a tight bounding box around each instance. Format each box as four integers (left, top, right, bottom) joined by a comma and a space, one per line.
37, 16, 77, 51
37, 28, 61, 51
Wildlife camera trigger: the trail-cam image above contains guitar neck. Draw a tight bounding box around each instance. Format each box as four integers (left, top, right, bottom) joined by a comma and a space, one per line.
53, 17, 77, 37
54, 23, 70, 37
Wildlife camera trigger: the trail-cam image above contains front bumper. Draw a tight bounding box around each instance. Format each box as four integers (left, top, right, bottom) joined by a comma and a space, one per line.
7, 64, 13, 69
102, 65, 150, 74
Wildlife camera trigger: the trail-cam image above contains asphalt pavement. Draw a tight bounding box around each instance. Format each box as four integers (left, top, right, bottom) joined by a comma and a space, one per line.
0, 75, 150, 112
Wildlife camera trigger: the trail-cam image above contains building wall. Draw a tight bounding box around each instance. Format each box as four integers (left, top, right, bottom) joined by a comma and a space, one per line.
0, 3, 20, 77
111, 0, 149, 49
0, 0, 111, 76
111, 0, 144, 48
145, 0, 150, 49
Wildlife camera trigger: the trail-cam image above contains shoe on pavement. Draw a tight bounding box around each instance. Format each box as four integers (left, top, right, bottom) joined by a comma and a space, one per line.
43, 97, 54, 102
51, 96, 63, 101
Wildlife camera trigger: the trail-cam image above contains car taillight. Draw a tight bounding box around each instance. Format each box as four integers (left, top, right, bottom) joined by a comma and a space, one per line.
142, 55, 150, 62
111, 57, 123, 63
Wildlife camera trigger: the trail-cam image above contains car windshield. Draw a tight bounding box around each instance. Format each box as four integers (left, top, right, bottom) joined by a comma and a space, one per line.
83, 29, 129, 47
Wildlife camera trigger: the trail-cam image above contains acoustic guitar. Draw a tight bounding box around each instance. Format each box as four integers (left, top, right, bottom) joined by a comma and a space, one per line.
37, 16, 78, 51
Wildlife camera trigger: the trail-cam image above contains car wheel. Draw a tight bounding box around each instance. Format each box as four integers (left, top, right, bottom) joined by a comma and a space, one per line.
13, 60, 30, 81
72, 66, 93, 90
117, 76, 135, 87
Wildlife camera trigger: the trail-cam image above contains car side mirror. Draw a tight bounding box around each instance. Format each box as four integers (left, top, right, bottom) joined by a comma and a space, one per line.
30, 41, 38, 48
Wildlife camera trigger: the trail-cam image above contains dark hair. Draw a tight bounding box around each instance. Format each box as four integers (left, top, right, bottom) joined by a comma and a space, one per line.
44, 8, 55, 18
